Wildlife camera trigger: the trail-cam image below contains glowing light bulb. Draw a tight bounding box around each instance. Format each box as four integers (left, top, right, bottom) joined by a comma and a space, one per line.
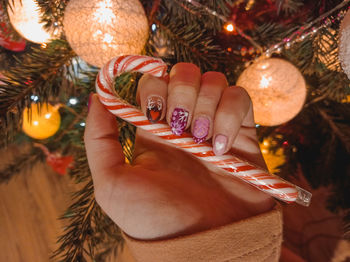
225, 23, 235, 32
8, 0, 54, 43
69, 98, 78, 105
259, 75, 272, 89
151, 24, 157, 32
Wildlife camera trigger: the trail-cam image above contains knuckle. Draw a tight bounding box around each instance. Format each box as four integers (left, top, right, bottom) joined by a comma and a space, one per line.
197, 93, 218, 105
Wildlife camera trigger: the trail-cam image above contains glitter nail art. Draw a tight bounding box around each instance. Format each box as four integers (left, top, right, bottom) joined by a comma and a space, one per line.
193, 117, 210, 143
171, 108, 189, 136
146, 96, 163, 123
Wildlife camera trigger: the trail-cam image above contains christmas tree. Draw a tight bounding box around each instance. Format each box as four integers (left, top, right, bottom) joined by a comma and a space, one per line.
0, 0, 350, 261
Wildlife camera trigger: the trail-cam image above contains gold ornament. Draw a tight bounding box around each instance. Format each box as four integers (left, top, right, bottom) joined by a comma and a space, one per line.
63, 0, 149, 68
8, 0, 54, 43
22, 103, 61, 140
259, 138, 285, 174
236, 58, 306, 126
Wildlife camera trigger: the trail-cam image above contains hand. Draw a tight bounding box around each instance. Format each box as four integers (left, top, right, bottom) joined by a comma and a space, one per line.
84, 63, 274, 240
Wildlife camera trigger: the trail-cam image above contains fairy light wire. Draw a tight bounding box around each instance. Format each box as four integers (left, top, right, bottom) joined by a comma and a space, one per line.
262, 0, 350, 58
174, 0, 264, 52
174, 0, 350, 59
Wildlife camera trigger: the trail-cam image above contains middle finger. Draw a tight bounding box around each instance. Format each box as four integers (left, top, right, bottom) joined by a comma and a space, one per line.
167, 63, 201, 135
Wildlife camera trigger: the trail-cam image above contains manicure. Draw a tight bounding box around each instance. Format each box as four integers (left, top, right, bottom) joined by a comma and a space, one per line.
213, 134, 227, 155
193, 117, 210, 143
171, 108, 189, 136
146, 96, 163, 123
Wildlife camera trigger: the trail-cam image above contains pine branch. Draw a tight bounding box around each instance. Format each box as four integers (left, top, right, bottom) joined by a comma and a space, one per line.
155, 12, 226, 71
0, 39, 76, 141
162, 0, 232, 33
0, 146, 44, 183
37, 0, 68, 34
52, 151, 124, 262
276, 0, 304, 15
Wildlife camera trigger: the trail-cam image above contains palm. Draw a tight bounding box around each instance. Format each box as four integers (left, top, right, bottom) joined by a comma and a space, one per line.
96, 128, 273, 240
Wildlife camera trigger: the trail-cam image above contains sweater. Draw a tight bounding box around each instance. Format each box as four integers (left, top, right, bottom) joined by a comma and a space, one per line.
123, 205, 282, 262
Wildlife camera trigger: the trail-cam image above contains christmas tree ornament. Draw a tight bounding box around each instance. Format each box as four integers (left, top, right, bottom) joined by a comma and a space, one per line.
95, 55, 312, 206
34, 143, 74, 175
22, 103, 61, 140
339, 9, 350, 79
0, 2, 26, 51
7, 0, 54, 44
236, 58, 307, 126
63, 0, 149, 68
259, 138, 286, 174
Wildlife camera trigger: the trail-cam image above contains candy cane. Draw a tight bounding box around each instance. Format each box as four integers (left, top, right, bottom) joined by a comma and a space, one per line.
95, 55, 312, 206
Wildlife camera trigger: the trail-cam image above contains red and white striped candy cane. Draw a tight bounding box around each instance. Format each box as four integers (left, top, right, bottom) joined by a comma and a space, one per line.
95, 55, 312, 206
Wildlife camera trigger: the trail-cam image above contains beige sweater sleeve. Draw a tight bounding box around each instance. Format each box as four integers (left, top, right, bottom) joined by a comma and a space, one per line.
123, 205, 282, 262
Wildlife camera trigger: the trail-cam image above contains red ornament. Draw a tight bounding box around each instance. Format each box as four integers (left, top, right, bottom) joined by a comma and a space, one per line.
46, 154, 74, 176
0, 3, 26, 51
34, 143, 74, 176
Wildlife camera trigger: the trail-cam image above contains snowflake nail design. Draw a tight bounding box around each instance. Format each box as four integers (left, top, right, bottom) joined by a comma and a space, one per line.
146, 96, 163, 123
171, 108, 189, 136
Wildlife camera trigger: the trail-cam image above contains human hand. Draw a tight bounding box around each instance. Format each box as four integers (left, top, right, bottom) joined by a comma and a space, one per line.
85, 63, 274, 240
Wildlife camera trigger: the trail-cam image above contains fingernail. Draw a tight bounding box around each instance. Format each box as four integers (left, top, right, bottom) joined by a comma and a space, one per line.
193, 117, 210, 143
171, 108, 189, 136
213, 134, 227, 155
87, 93, 94, 112
146, 96, 163, 123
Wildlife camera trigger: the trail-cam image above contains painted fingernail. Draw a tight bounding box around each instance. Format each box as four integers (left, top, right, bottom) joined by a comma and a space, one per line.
213, 134, 227, 156
146, 96, 163, 123
171, 108, 189, 136
193, 117, 210, 143
87, 93, 94, 112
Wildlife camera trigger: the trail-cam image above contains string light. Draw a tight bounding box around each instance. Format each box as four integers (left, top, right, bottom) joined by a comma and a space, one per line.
176, 0, 350, 61
225, 23, 235, 32
68, 97, 78, 105
30, 95, 39, 102
260, 0, 350, 59
151, 23, 157, 32
176, 0, 263, 52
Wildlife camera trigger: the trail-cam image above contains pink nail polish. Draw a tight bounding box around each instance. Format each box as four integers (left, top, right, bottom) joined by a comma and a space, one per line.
171, 108, 189, 136
213, 134, 227, 155
193, 117, 210, 143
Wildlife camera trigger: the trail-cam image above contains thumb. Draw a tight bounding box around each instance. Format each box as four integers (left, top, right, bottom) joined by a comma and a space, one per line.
84, 94, 125, 183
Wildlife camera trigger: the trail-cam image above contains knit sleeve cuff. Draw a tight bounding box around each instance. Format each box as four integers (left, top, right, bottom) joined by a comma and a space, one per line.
123, 204, 282, 262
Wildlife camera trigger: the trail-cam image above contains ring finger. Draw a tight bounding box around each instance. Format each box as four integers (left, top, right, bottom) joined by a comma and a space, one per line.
191, 72, 227, 143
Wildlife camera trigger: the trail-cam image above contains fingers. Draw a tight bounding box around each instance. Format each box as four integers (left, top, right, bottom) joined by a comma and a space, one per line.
138, 74, 168, 123
137, 63, 256, 157
84, 94, 125, 184
191, 72, 227, 143
213, 86, 254, 155
167, 63, 201, 135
